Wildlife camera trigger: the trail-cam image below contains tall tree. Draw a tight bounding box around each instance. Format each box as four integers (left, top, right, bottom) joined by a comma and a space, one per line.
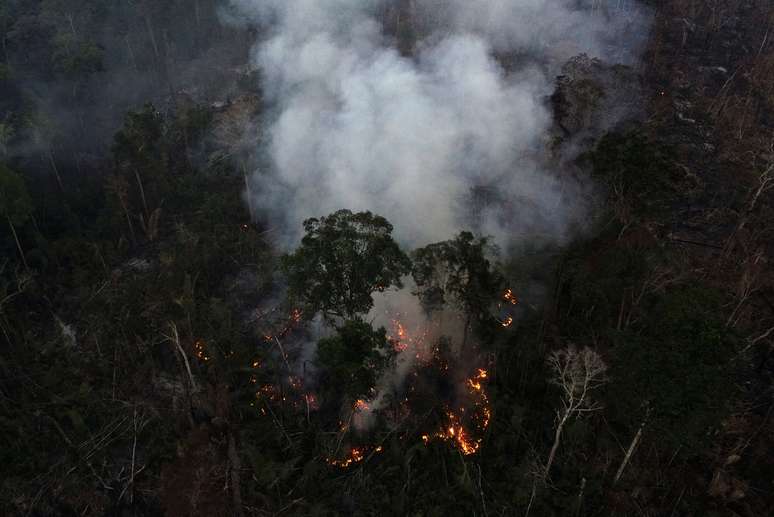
412, 231, 504, 345
544, 345, 607, 480
282, 209, 412, 322
607, 285, 738, 482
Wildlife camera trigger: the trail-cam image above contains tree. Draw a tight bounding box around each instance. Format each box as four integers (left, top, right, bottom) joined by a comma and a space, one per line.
0, 164, 32, 271
544, 345, 607, 480
412, 231, 504, 345
607, 286, 737, 482
316, 319, 392, 402
281, 210, 411, 322
111, 104, 169, 240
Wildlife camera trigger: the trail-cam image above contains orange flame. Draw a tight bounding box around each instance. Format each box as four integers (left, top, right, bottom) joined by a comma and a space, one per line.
326, 445, 384, 468
193, 339, 210, 362
503, 288, 518, 305
421, 368, 491, 455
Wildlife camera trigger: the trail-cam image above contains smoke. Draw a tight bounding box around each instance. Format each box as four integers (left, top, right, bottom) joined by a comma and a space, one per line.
1, 1, 252, 177
222, 0, 649, 249
221, 0, 650, 430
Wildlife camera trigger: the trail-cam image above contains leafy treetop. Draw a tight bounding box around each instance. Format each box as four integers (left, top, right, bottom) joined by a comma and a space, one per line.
281, 209, 412, 322
412, 231, 504, 321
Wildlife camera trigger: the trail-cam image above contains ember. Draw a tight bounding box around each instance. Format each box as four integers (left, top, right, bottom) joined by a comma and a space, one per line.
193, 339, 210, 362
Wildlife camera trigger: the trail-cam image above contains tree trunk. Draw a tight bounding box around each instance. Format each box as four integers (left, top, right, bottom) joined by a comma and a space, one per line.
125, 35, 138, 71
613, 415, 648, 486
7, 215, 29, 272
462, 312, 471, 352
134, 169, 149, 222
47, 148, 64, 192
120, 198, 137, 245
243, 167, 255, 220
228, 432, 244, 517
544, 411, 569, 480
145, 16, 160, 59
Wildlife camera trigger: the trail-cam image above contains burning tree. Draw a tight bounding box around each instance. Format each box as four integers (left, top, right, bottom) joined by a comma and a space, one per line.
544, 345, 608, 480
282, 209, 412, 323
412, 231, 505, 346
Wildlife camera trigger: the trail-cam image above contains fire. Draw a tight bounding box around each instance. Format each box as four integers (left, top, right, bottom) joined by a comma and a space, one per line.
305, 393, 319, 410
326, 445, 384, 468
421, 368, 491, 455
193, 339, 210, 362
503, 288, 518, 305
354, 399, 370, 412
387, 316, 436, 362
327, 447, 365, 468
500, 316, 513, 328
261, 308, 303, 342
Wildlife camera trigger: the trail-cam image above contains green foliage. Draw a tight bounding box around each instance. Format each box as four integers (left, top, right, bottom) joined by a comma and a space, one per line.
0, 163, 31, 225
51, 33, 103, 78
589, 130, 678, 218
282, 209, 412, 321
559, 239, 653, 337
112, 103, 166, 175
316, 319, 391, 400
609, 285, 738, 448
412, 231, 504, 320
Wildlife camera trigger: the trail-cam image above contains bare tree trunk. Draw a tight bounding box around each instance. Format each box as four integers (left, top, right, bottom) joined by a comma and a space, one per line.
462, 312, 471, 352
134, 169, 149, 222
145, 16, 160, 59
228, 433, 244, 517
613, 415, 648, 486
125, 35, 138, 72
7, 215, 29, 272
119, 198, 137, 245
169, 322, 198, 393
544, 411, 569, 480
243, 168, 255, 220
66, 13, 77, 37
47, 148, 64, 191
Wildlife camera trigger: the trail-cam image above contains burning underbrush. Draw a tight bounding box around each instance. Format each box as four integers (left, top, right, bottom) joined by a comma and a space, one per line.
214, 288, 518, 469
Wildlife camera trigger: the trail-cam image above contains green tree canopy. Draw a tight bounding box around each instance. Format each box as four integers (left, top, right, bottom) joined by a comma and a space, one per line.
608, 285, 738, 449
412, 231, 504, 320
0, 163, 31, 225
316, 319, 391, 401
281, 209, 412, 321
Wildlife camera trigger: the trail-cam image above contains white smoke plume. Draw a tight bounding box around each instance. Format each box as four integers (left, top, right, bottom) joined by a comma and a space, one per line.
221, 0, 649, 249
221, 0, 650, 430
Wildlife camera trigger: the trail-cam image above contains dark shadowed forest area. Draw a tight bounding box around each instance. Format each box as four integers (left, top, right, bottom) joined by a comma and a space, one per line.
1, 1, 773, 516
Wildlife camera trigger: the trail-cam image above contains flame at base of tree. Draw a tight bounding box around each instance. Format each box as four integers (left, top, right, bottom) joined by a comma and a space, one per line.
326, 445, 384, 468
421, 368, 491, 455
241, 298, 508, 467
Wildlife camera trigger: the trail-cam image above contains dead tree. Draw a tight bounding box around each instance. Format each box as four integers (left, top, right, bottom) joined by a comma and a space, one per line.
544, 346, 608, 481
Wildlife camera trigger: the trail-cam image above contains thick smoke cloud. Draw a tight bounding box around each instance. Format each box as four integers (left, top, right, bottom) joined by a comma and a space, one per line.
222, 0, 648, 248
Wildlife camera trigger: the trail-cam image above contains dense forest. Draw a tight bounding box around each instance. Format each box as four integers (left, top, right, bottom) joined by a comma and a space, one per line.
1, 1, 773, 516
